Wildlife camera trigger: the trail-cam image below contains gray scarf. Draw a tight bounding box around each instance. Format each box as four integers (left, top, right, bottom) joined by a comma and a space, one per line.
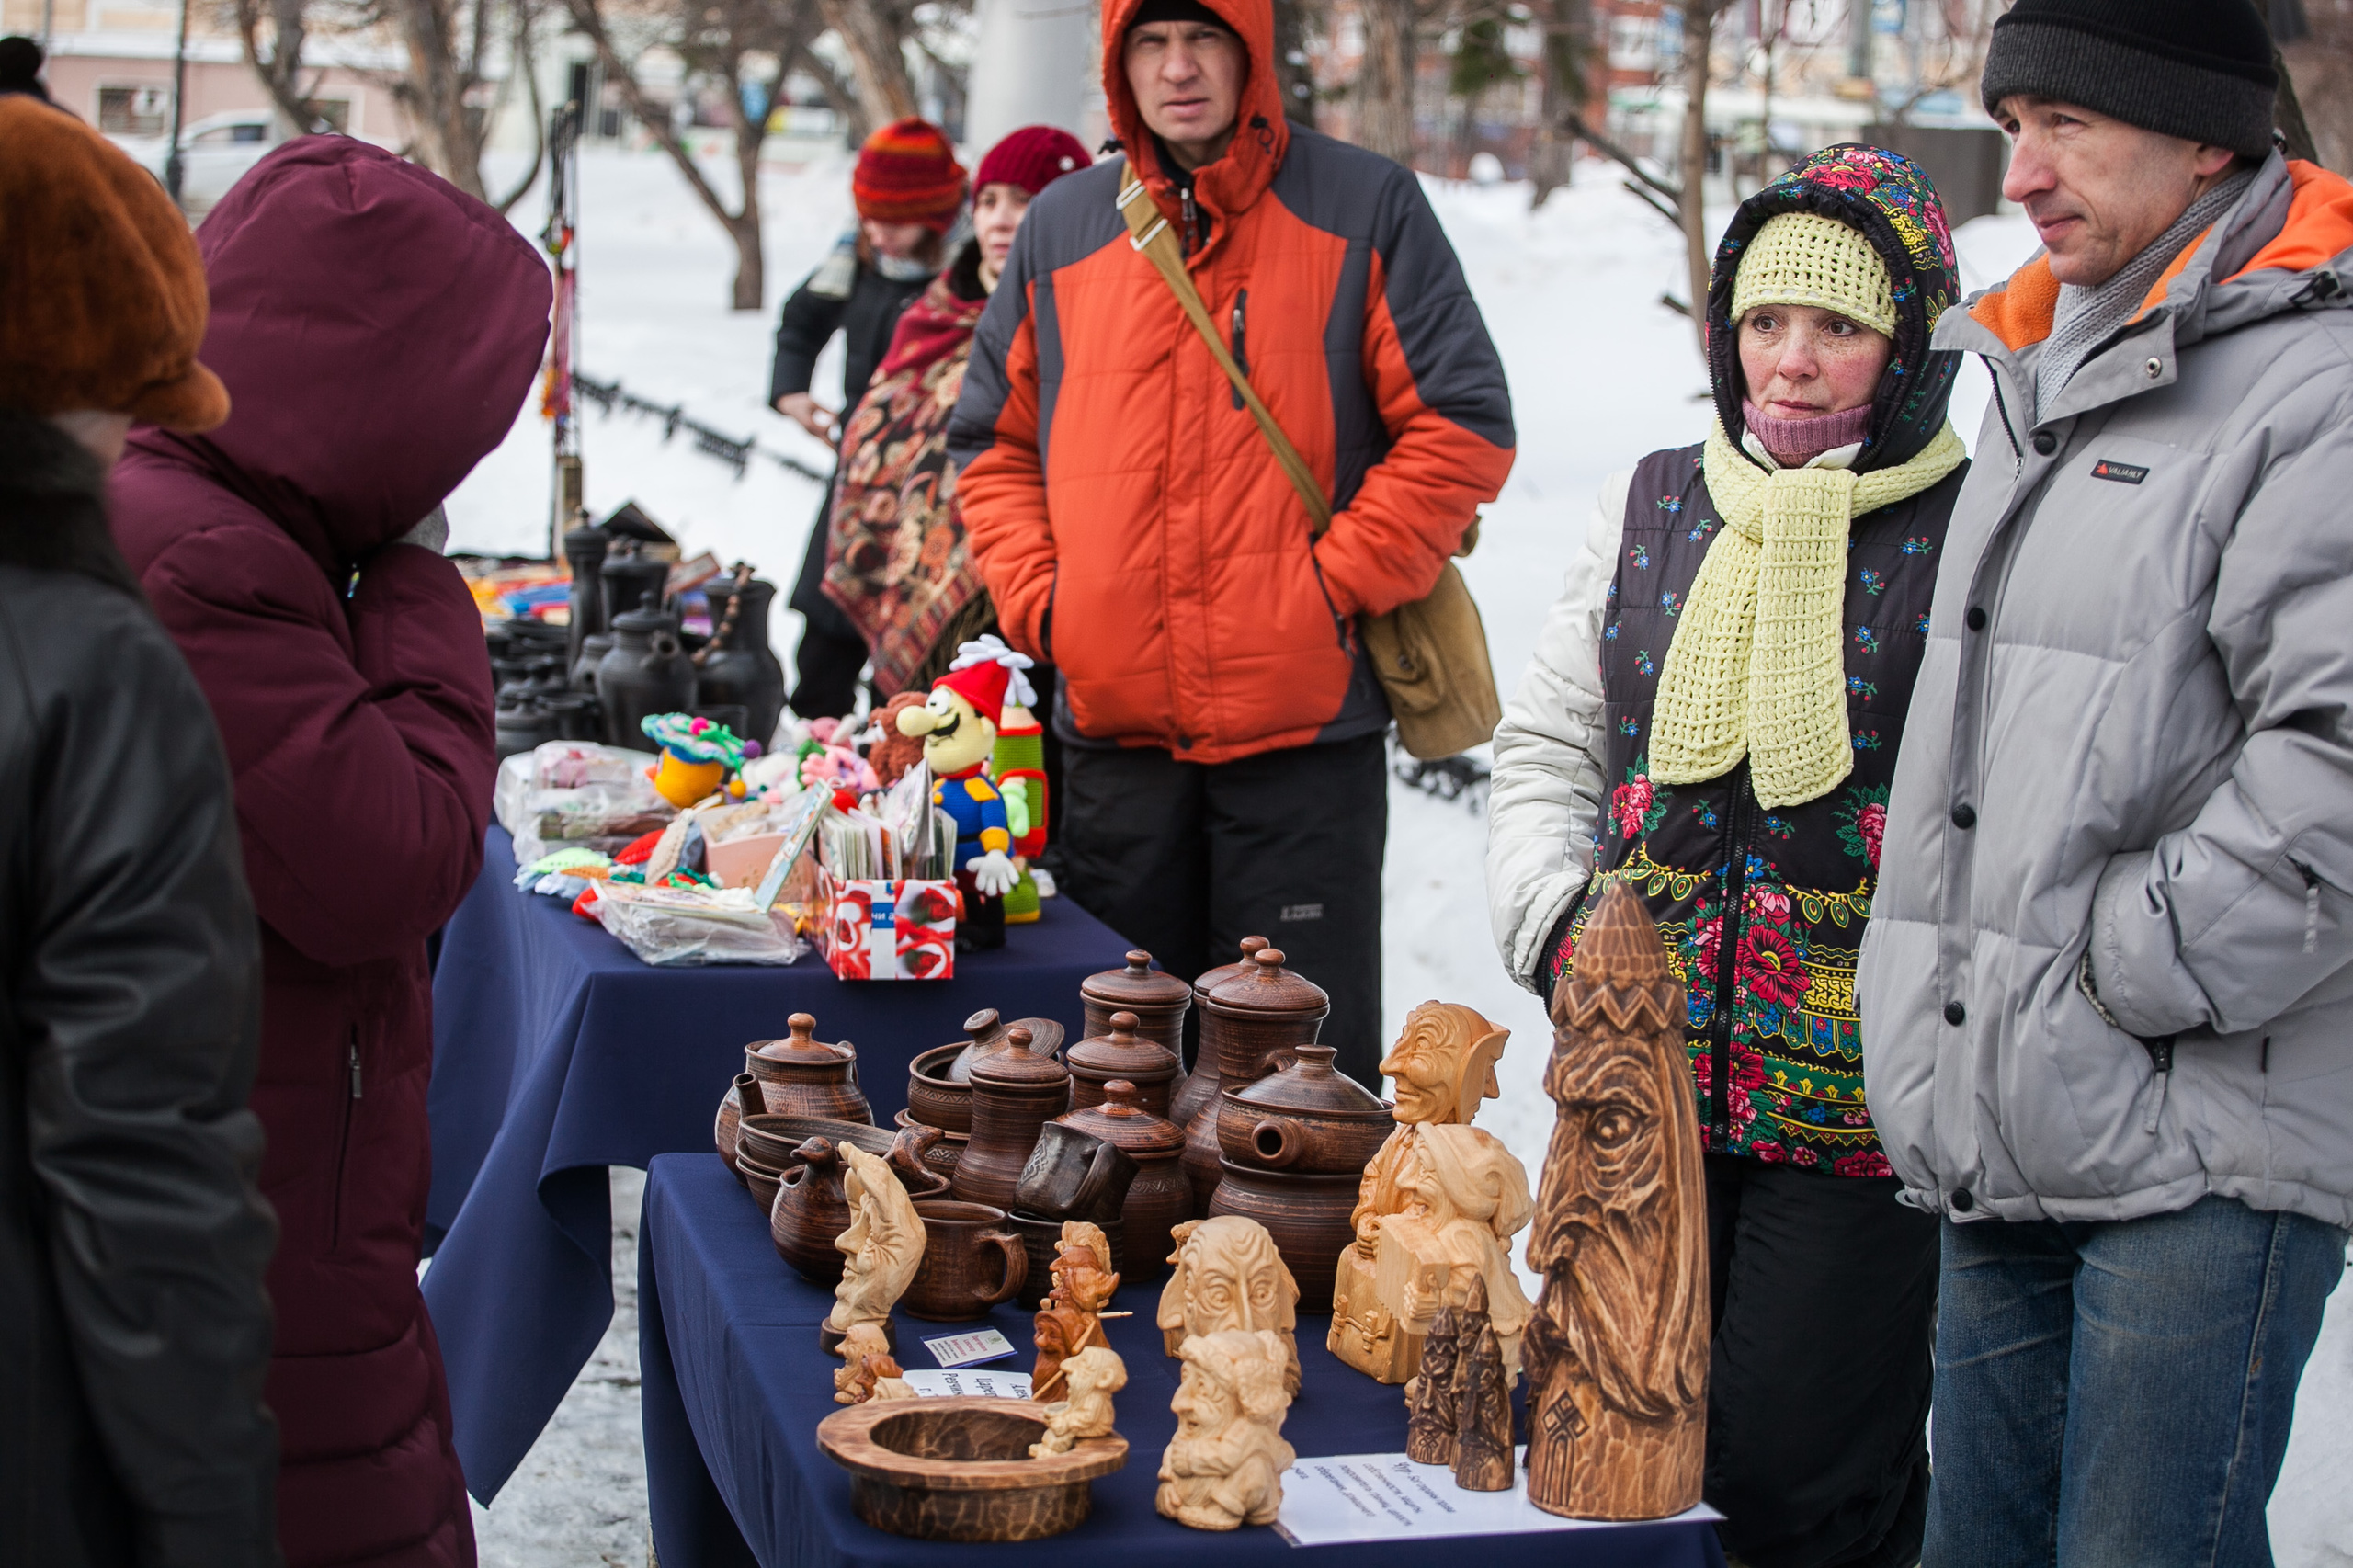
2037, 170, 2256, 420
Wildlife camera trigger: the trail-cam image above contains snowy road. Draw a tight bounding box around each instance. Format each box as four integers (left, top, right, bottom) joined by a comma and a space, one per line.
447, 147, 2351, 1567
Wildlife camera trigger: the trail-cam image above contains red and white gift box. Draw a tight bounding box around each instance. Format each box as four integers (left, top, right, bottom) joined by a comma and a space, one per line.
816, 870, 957, 980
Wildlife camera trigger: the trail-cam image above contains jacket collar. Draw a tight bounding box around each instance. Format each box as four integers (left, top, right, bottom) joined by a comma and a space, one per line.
0, 412, 141, 595
1101, 0, 1289, 252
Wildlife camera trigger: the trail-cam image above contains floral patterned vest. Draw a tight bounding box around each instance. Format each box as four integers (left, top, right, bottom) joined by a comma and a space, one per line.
1547, 443, 1965, 1175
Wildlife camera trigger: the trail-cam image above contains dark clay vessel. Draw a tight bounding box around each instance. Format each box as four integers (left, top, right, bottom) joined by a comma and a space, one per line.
715, 1070, 768, 1182
949, 1028, 1070, 1212
1080, 950, 1190, 1069
769, 1137, 854, 1286
1054, 1080, 1188, 1278
693, 573, 786, 746
1066, 1012, 1181, 1118
597, 606, 695, 752
1215, 1044, 1394, 1176
1182, 947, 1328, 1213
1168, 936, 1267, 1132
745, 1013, 872, 1124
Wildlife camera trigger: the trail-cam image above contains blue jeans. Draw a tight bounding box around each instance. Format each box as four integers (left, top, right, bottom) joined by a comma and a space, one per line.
1925, 1196, 2347, 1568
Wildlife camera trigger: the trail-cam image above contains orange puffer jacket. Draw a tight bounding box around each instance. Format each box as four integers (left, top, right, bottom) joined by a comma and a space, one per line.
947, 0, 1515, 766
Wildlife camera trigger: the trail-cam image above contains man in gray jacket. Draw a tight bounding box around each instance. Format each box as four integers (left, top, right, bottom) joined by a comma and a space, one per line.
1857, 1, 2353, 1562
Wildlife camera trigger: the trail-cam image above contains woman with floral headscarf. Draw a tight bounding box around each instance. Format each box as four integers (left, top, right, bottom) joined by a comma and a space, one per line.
1487, 146, 1968, 1568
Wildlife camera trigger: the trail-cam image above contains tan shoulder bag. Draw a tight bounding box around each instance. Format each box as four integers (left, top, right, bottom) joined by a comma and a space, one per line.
1116, 164, 1503, 761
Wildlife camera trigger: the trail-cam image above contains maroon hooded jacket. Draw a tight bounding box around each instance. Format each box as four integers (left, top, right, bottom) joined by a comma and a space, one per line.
109, 138, 550, 1568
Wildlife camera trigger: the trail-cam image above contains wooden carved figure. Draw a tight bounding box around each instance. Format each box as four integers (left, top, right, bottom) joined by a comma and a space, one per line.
1029, 1346, 1128, 1458
1033, 1224, 1122, 1402
1522, 881, 1708, 1521
824, 1143, 926, 1354
869, 1358, 915, 1402
1156, 1216, 1301, 1395
1155, 1330, 1296, 1531
1402, 1303, 1461, 1465
1331, 1002, 1532, 1385
835, 1322, 894, 1404
1450, 1277, 1513, 1492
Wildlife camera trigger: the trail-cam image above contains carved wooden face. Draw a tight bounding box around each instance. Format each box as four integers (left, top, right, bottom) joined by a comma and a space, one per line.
1379, 1001, 1506, 1126
1184, 1226, 1290, 1337
1529, 1028, 1673, 1272
1170, 1353, 1237, 1438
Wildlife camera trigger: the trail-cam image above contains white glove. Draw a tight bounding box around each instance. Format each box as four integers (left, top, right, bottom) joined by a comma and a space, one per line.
970, 849, 1019, 898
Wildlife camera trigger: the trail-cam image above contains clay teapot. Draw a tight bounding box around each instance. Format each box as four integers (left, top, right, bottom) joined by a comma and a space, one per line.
1055, 1079, 1188, 1276
949, 1027, 1069, 1211
769, 1137, 855, 1286
597, 606, 695, 752
714, 1070, 767, 1181
1168, 936, 1268, 1131
1181, 947, 1328, 1212
744, 1013, 872, 1124
1066, 1011, 1182, 1118
1217, 1044, 1394, 1176
1080, 950, 1191, 1064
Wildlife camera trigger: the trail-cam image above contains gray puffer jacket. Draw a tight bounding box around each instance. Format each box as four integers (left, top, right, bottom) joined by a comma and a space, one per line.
1859, 153, 2353, 1231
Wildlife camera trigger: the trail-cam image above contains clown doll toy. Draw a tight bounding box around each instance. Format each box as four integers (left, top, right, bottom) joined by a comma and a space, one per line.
896, 637, 1029, 949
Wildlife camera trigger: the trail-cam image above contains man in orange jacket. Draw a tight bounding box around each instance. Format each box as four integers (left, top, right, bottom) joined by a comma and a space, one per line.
950, 0, 1515, 1083
948, 0, 1513, 1084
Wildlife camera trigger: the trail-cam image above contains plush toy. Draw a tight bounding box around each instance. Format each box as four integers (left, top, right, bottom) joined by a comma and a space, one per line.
799, 743, 879, 810
991, 687, 1048, 926
642, 713, 747, 809
895, 635, 1030, 950
868, 692, 929, 788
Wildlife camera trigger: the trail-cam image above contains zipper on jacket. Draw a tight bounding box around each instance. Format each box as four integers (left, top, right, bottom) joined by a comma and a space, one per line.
332, 1028, 361, 1248
1180, 186, 1199, 256
1707, 767, 1757, 1143
1988, 366, 2022, 466
2142, 1033, 2176, 1134
1230, 290, 1250, 410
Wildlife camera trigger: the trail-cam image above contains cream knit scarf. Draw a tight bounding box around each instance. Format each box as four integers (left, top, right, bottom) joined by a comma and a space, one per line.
1649, 419, 1967, 808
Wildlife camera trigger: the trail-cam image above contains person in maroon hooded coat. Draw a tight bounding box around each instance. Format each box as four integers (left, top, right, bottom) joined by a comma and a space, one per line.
108, 138, 551, 1568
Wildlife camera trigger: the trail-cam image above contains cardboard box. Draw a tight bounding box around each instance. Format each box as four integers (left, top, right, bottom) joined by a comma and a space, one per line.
816, 869, 957, 980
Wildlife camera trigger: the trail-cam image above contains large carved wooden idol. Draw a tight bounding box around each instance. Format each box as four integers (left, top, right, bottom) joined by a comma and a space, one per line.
1329, 1001, 1531, 1384
1522, 880, 1708, 1521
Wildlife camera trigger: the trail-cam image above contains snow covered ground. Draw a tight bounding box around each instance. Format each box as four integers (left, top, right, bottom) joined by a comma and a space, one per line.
448, 146, 2352, 1566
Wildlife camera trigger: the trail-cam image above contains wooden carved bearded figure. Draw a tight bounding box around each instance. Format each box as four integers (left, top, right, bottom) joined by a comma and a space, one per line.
1522, 881, 1709, 1521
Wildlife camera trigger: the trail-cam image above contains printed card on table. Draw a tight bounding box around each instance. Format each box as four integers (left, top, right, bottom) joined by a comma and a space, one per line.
899, 1369, 1033, 1400
1273, 1449, 1722, 1546
919, 1328, 1019, 1368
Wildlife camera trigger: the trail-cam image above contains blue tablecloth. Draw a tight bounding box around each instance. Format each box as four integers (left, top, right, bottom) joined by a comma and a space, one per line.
639, 1153, 1728, 1568
423, 828, 1133, 1502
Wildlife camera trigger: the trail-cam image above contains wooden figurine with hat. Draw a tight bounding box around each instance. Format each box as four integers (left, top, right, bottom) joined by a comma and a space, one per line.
895, 634, 1029, 949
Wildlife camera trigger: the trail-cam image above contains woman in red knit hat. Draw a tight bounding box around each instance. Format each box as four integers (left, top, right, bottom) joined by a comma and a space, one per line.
823, 124, 1091, 698
771, 116, 964, 721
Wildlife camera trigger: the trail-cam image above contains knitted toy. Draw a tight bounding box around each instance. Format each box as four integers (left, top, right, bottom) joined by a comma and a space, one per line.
990, 682, 1048, 926
642, 712, 748, 809
869, 691, 929, 787
894, 635, 1031, 950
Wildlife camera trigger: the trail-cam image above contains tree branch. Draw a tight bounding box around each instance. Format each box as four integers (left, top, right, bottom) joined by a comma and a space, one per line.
1565, 109, 1683, 207
563, 0, 740, 225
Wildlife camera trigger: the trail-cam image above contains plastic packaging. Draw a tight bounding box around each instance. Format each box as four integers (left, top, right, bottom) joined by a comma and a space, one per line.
591, 881, 810, 966
494, 741, 676, 864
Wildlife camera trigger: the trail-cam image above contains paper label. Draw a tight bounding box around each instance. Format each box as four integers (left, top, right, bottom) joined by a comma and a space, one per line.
920, 1328, 1019, 1368
899, 1369, 1033, 1400
1272, 1450, 1722, 1546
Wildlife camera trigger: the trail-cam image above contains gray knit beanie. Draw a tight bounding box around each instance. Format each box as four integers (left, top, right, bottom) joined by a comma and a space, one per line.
1982, 0, 2279, 161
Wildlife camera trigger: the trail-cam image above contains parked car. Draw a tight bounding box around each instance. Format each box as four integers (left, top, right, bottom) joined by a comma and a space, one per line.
116, 109, 278, 218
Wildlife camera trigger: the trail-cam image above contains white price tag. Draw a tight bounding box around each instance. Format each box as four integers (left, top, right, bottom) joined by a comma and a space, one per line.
899, 1369, 1034, 1400
920, 1328, 1019, 1368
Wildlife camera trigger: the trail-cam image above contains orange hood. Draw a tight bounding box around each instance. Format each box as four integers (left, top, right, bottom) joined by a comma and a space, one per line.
1101, 0, 1290, 244
1970, 160, 2353, 352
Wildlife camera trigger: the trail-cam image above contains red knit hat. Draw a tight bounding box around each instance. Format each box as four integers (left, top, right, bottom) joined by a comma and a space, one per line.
933, 635, 1034, 724
972, 126, 1092, 204
853, 119, 966, 231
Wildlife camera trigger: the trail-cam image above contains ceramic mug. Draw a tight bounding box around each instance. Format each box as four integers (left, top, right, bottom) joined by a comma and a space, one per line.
904, 1200, 1029, 1321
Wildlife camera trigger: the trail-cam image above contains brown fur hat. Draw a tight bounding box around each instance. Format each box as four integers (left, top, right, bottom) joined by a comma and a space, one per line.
0, 97, 228, 429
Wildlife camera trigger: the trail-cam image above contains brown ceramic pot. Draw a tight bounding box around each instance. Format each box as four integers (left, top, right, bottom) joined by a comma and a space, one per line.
1216, 1044, 1394, 1176
1182, 947, 1329, 1213
949, 1028, 1071, 1212
904, 1200, 1029, 1320
1066, 1012, 1181, 1118
1167, 936, 1268, 1131
1207, 1162, 1358, 1312
1080, 949, 1190, 1071
715, 1070, 768, 1182
907, 1042, 975, 1135
1006, 1211, 1126, 1309
745, 1013, 873, 1124
770, 1136, 854, 1286
895, 1109, 968, 1182
737, 1112, 894, 1174
1054, 1080, 1188, 1278
945, 1009, 1065, 1083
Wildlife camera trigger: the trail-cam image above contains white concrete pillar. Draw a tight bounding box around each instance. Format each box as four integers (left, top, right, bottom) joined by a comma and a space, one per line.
964, 0, 1097, 153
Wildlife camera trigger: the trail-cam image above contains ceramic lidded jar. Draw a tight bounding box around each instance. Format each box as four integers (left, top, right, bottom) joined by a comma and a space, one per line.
1055, 1079, 1189, 1278
1181, 947, 1329, 1213
949, 1027, 1071, 1211
1065, 1011, 1182, 1118
1217, 1044, 1395, 1176
1168, 936, 1268, 1131
745, 1013, 872, 1125
1081, 950, 1191, 1063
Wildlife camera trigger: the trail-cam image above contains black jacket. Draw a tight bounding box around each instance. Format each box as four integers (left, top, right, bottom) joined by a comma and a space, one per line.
0, 414, 278, 1566
767, 240, 932, 410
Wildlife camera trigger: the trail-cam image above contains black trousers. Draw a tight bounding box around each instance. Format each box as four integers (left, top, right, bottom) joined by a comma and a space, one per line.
1705, 1155, 1938, 1568
787, 487, 869, 721
1054, 731, 1387, 1087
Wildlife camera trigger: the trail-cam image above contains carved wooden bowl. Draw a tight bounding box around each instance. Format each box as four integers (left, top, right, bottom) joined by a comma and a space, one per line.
816, 1397, 1127, 1542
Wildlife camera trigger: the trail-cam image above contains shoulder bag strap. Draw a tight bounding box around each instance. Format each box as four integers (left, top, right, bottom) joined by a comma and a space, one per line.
1116, 160, 1333, 535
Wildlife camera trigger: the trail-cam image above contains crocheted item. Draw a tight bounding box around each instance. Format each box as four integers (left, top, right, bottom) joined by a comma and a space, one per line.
972, 125, 1093, 202
1730, 212, 1897, 339
1650, 419, 1967, 807
642, 711, 745, 768
1741, 399, 1874, 469
852, 119, 967, 230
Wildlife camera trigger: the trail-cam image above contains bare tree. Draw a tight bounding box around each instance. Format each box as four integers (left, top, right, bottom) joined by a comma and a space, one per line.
1528, 0, 1590, 206
1272, 0, 1318, 125
1674, 0, 1727, 356
2283, 0, 2353, 171
565, 0, 820, 309
813, 0, 916, 129
232, 0, 333, 131
1356, 0, 1417, 163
